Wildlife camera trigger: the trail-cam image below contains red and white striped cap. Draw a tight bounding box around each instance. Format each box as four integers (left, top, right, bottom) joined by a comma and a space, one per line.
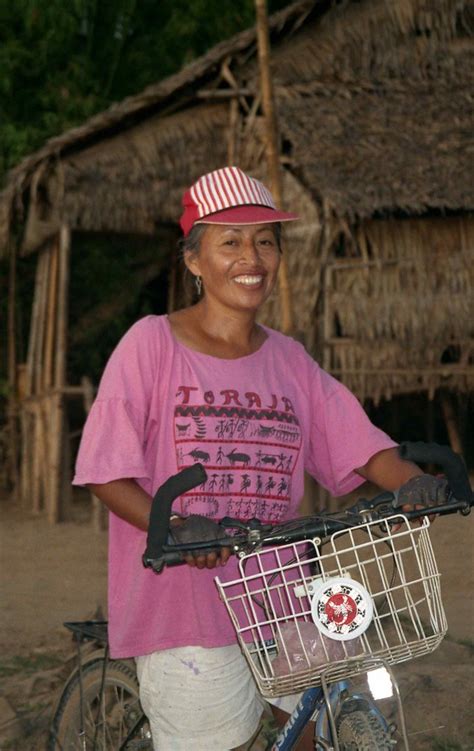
180, 166, 298, 236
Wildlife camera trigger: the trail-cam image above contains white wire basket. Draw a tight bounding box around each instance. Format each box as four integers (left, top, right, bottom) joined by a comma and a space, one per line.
215, 515, 447, 697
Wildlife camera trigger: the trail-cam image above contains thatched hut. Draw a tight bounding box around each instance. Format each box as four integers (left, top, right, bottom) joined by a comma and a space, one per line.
1, 0, 473, 521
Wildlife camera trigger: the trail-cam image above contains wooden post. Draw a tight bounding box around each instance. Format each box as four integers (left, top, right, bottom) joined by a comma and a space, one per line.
254, 0, 293, 334
44, 238, 59, 389
21, 251, 47, 508
6, 237, 19, 494
55, 225, 71, 390
20, 407, 33, 508
49, 225, 71, 522
227, 97, 240, 165
34, 246, 50, 395
31, 400, 43, 513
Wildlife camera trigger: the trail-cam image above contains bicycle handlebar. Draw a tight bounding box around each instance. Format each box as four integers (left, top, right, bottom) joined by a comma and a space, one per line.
142, 442, 473, 573
399, 441, 472, 502
143, 463, 207, 571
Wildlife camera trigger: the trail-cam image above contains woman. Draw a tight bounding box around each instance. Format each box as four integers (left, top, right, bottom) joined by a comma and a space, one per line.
74, 166, 445, 750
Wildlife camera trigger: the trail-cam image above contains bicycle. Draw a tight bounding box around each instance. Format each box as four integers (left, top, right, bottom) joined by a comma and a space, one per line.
48, 620, 153, 750
49, 441, 473, 750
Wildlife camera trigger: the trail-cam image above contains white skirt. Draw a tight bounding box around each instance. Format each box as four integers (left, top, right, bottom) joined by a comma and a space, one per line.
136, 645, 265, 750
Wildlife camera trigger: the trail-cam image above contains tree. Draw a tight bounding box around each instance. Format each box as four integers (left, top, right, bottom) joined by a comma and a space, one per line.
0, 0, 290, 178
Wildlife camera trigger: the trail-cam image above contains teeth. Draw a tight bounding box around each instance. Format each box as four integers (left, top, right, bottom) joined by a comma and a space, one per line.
234, 275, 263, 285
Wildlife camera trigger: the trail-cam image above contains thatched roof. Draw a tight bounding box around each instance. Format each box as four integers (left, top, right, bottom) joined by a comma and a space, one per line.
1, 0, 473, 256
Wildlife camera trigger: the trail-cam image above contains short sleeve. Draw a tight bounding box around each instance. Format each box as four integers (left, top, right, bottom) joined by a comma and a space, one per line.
73, 318, 157, 486
305, 364, 397, 496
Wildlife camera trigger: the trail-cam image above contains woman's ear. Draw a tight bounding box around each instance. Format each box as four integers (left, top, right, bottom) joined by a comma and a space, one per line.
183, 249, 200, 277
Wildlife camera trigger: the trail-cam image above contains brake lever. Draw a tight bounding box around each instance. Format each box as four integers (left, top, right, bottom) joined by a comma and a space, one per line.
345, 491, 397, 516
220, 516, 267, 531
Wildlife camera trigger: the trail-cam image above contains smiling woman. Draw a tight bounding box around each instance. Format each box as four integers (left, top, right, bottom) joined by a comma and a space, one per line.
179, 222, 281, 341
73, 166, 440, 751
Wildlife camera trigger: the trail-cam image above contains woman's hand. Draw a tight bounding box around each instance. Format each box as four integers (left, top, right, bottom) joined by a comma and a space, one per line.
357, 448, 448, 525
170, 515, 232, 570
396, 474, 449, 507
396, 474, 449, 525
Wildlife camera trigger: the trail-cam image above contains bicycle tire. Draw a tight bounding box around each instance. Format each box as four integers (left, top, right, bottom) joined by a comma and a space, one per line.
336, 709, 394, 750
48, 657, 153, 750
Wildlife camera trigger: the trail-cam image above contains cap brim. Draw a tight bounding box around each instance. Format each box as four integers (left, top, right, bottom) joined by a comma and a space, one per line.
194, 205, 299, 228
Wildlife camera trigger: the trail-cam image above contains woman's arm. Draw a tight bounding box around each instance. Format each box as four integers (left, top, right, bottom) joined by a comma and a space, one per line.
88, 479, 231, 568
87, 479, 152, 531
356, 447, 423, 490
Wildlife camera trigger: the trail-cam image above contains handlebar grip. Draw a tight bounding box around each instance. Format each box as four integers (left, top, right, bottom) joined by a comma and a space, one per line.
399, 441, 472, 502
143, 464, 207, 564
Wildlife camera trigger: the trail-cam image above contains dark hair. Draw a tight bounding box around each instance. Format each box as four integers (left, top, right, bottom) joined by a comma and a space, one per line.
177, 222, 283, 258
177, 223, 208, 260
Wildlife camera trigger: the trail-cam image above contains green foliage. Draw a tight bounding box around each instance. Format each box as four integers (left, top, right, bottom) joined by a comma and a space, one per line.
0, 0, 290, 179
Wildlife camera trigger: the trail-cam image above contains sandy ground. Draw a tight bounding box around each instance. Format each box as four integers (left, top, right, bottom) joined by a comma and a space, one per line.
0, 493, 473, 749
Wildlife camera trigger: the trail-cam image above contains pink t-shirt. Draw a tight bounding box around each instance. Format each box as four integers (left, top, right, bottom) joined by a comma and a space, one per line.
74, 315, 396, 658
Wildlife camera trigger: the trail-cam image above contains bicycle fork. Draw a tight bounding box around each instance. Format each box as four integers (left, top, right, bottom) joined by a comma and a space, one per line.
270, 666, 404, 751
269, 685, 336, 751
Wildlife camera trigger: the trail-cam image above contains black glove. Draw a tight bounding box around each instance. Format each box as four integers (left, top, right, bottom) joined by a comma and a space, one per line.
397, 474, 450, 507
170, 514, 226, 555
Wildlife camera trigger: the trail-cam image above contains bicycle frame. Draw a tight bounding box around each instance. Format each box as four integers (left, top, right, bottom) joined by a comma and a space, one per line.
268, 669, 398, 751
271, 685, 327, 750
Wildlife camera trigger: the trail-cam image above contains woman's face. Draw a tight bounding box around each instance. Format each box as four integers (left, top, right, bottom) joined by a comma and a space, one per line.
185, 223, 281, 314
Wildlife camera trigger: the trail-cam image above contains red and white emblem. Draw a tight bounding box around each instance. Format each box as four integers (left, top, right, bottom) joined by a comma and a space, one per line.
310, 577, 373, 641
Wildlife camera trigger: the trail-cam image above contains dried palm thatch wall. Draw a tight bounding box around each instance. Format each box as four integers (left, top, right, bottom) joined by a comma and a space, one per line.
320, 216, 474, 403
20, 104, 230, 254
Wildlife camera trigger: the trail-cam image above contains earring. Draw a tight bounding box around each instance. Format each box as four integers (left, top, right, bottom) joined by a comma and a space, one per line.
195, 275, 202, 295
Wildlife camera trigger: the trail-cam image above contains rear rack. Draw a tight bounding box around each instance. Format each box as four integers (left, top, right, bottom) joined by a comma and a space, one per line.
64, 620, 108, 644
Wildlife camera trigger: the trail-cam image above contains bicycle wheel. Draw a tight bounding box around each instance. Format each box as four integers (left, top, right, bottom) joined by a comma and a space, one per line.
48, 657, 153, 750
336, 709, 394, 750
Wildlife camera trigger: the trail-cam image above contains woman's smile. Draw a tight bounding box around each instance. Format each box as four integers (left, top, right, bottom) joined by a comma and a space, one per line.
233, 273, 265, 287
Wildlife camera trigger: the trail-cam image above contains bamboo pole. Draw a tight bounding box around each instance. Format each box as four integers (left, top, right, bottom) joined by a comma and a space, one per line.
44, 238, 59, 389
227, 97, 239, 165
34, 246, 50, 395
254, 0, 293, 334
49, 225, 71, 522
25, 253, 44, 396
47, 392, 62, 523
6, 237, 19, 494
20, 408, 33, 508
55, 225, 71, 390
31, 400, 43, 514
22, 251, 47, 508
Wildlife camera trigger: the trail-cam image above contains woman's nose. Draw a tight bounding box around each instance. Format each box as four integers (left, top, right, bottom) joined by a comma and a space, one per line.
239, 239, 260, 263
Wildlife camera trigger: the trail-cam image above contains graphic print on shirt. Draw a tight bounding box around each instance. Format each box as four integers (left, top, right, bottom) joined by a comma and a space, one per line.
173, 385, 302, 523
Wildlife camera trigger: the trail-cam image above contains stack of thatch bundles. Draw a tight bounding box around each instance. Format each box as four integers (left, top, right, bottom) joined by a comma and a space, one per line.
325, 216, 474, 402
